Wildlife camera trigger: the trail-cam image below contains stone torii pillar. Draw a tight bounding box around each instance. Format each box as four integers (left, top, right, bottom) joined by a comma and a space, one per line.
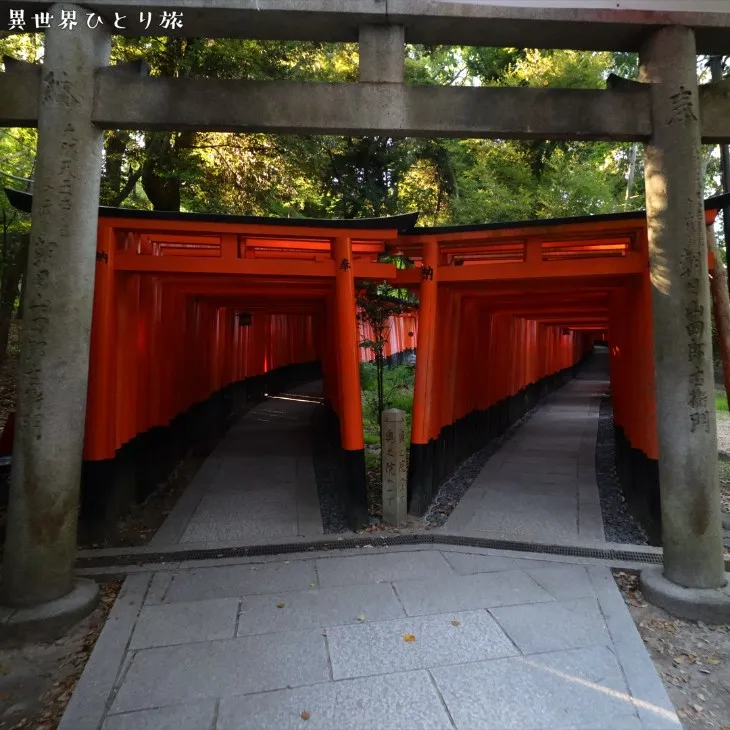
639, 25, 730, 622
0, 5, 109, 636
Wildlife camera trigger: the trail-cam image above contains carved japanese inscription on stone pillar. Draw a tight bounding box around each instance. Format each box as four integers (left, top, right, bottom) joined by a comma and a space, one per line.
381, 408, 407, 527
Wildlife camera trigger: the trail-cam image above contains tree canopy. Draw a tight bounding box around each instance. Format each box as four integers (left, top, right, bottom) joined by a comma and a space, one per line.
0, 37, 726, 226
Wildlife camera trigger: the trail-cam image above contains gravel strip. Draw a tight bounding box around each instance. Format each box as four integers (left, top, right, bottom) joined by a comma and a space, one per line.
595, 394, 649, 545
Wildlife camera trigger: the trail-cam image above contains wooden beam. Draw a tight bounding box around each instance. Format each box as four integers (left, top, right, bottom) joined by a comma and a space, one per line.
113, 253, 337, 277
437, 254, 645, 282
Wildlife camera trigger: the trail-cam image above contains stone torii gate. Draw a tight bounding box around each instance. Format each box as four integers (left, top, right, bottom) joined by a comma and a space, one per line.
2, 0, 730, 632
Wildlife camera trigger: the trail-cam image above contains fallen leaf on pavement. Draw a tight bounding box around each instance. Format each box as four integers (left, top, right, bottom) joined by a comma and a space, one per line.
276, 603, 285, 609
403, 634, 416, 642
451, 620, 461, 627
300, 711, 311, 721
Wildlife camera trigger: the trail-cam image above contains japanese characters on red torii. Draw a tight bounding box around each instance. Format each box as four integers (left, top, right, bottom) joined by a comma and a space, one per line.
7, 8, 183, 31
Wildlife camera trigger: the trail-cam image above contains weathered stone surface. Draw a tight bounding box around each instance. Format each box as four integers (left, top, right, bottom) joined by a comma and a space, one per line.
432, 646, 642, 730
641, 25, 727, 589
1, 3, 110, 609
394, 570, 554, 616
129, 597, 239, 649
490, 597, 610, 654
111, 630, 330, 713
641, 567, 730, 623
381, 408, 408, 527
236, 583, 404, 635
327, 610, 517, 679
163, 560, 317, 602
102, 701, 216, 730
315, 550, 453, 588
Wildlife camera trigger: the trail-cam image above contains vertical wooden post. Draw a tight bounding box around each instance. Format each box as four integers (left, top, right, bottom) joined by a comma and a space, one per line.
332, 236, 367, 527
409, 240, 439, 515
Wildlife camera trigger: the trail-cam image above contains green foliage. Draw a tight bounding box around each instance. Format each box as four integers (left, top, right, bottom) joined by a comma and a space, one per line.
0, 39, 727, 224
360, 363, 415, 446
357, 280, 417, 434
716, 391, 728, 414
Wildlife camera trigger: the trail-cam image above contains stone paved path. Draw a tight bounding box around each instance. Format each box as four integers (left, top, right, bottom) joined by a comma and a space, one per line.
443, 376, 608, 544
60, 545, 680, 730
151, 384, 325, 546
60, 365, 682, 729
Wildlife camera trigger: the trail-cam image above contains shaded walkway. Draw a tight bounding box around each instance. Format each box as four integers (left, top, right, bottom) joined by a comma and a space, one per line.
151, 383, 325, 546
61, 545, 680, 730
60, 357, 682, 730
444, 355, 610, 544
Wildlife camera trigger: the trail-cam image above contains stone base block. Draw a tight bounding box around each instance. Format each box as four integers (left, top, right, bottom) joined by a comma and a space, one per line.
640, 567, 730, 624
0, 578, 99, 642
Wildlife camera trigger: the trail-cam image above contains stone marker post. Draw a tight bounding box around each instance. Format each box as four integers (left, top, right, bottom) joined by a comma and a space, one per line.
1, 5, 109, 631
639, 26, 730, 622
382, 409, 407, 527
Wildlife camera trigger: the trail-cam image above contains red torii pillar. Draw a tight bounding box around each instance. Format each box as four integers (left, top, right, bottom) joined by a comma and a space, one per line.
409, 239, 439, 515
332, 236, 368, 527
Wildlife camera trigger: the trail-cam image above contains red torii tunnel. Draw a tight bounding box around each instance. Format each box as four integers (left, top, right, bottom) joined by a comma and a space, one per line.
5, 188, 727, 536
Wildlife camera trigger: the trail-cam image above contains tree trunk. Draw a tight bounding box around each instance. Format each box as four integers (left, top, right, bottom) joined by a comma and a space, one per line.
707, 223, 730, 404
625, 143, 638, 205
0, 233, 29, 365
377, 353, 384, 422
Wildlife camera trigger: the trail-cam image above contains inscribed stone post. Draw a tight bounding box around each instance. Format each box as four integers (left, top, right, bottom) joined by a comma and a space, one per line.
381, 409, 407, 527
640, 26, 726, 588
1, 5, 110, 608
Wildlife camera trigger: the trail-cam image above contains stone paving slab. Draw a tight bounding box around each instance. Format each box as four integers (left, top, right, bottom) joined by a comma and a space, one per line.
217, 671, 453, 730
60, 548, 681, 730
326, 609, 519, 679
445, 378, 605, 543
152, 386, 324, 546
394, 569, 554, 615
485, 479, 579, 498
525, 564, 596, 600
440, 550, 559, 574
315, 550, 453, 588
129, 597, 240, 649
236, 582, 404, 635
61, 369, 682, 730
111, 630, 330, 713
163, 561, 318, 602
481, 492, 578, 515
180, 515, 299, 542
432, 645, 642, 730
491, 597, 610, 654
464, 507, 579, 542
102, 701, 217, 730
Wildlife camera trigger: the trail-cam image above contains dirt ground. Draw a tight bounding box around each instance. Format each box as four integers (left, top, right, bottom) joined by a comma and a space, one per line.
0, 581, 120, 730
615, 572, 730, 730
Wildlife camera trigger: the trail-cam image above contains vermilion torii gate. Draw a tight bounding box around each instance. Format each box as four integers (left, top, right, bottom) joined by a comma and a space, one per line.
2, 1, 730, 629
